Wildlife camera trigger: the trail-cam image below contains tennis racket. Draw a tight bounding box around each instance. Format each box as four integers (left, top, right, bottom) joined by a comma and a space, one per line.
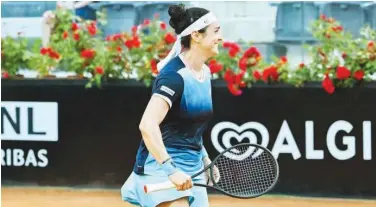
144, 143, 279, 199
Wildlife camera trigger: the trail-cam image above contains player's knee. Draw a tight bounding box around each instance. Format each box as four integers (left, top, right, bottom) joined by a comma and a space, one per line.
157, 196, 189, 207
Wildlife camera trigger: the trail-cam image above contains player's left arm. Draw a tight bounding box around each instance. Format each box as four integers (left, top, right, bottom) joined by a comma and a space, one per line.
201, 145, 220, 184
202, 66, 219, 183
202, 65, 214, 165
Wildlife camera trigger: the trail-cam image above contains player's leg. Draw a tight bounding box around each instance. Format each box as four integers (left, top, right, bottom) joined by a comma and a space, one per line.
121, 172, 142, 206
189, 173, 209, 207
189, 184, 209, 207
122, 171, 193, 207
157, 197, 190, 207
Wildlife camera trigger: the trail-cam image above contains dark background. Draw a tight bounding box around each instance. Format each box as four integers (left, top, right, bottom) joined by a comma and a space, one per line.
2, 79, 376, 198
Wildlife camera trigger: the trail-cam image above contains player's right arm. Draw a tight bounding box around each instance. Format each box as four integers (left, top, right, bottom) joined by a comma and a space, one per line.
138, 72, 192, 191
139, 95, 170, 165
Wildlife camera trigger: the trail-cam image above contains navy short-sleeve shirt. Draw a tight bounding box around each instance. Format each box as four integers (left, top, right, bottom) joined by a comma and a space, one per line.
133, 55, 213, 175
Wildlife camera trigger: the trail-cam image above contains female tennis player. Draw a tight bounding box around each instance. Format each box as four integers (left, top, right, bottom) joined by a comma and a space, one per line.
121, 4, 222, 207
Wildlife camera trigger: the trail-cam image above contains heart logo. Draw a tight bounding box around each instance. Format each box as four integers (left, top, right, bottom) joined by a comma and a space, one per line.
211, 122, 269, 161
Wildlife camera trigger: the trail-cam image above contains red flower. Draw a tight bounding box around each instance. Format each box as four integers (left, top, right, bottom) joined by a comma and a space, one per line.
244, 46, 261, 59
160, 22, 166, 30
143, 19, 151, 26
81, 49, 95, 59
322, 74, 335, 94
223, 42, 240, 57
125, 40, 133, 49
223, 42, 232, 48
2, 71, 9, 79
151, 59, 158, 75
40, 47, 49, 55
237, 47, 261, 71
224, 69, 235, 83
224, 68, 244, 96
88, 27, 96, 36
124, 36, 141, 49
231, 43, 240, 53
320, 14, 327, 21
72, 23, 79, 31
224, 68, 244, 85
132, 26, 138, 35
48, 50, 60, 59
95, 66, 104, 75
238, 57, 248, 71
354, 70, 364, 80
262, 65, 279, 82
224, 68, 247, 96
73, 32, 80, 41
368, 41, 374, 48
116, 46, 122, 52
327, 17, 335, 23
280, 56, 287, 64
368, 41, 375, 52
299, 63, 305, 69
229, 48, 238, 57
336, 66, 351, 80
235, 70, 245, 84
132, 36, 141, 48
86, 22, 97, 36
253, 71, 261, 81
41, 47, 59, 59
227, 83, 242, 96
62, 31, 68, 39
239, 81, 247, 88
208, 59, 216, 65
113, 34, 122, 41
164, 33, 176, 44
208, 59, 223, 74
331, 26, 343, 32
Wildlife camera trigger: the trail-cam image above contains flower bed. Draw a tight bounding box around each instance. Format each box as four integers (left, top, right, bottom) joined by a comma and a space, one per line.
1, 9, 376, 95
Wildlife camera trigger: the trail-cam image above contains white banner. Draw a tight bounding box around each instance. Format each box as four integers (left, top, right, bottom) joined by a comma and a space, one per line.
211, 120, 372, 161
1, 101, 58, 142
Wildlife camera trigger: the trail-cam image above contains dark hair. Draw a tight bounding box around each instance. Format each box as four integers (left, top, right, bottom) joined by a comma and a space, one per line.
168, 4, 210, 49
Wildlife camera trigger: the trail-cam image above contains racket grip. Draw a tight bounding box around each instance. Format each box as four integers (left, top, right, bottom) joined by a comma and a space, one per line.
144, 181, 176, 194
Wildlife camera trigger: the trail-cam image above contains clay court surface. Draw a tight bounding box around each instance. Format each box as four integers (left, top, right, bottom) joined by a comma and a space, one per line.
2, 187, 376, 207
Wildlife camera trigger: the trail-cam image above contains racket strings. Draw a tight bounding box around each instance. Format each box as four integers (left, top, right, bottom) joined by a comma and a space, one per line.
214, 145, 277, 197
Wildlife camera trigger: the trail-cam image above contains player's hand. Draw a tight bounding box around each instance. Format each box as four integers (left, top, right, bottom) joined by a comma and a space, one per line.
168, 171, 193, 191
203, 157, 220, 186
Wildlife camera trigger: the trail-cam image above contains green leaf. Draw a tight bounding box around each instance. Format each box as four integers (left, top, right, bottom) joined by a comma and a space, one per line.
95, 74, 102, 87
85, 82, 92, 88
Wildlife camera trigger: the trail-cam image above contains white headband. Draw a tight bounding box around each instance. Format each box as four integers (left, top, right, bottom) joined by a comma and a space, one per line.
157, 12, 218, 71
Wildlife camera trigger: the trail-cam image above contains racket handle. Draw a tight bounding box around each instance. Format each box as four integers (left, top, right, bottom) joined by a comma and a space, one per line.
144, 181, 176, 194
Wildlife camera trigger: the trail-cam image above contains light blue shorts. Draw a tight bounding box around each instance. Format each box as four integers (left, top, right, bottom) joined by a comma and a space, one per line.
121, 172, 208, 207
121, 148, 209, 207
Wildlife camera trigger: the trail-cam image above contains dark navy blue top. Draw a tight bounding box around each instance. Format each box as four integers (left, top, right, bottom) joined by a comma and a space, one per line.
133, 55, 213, 175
